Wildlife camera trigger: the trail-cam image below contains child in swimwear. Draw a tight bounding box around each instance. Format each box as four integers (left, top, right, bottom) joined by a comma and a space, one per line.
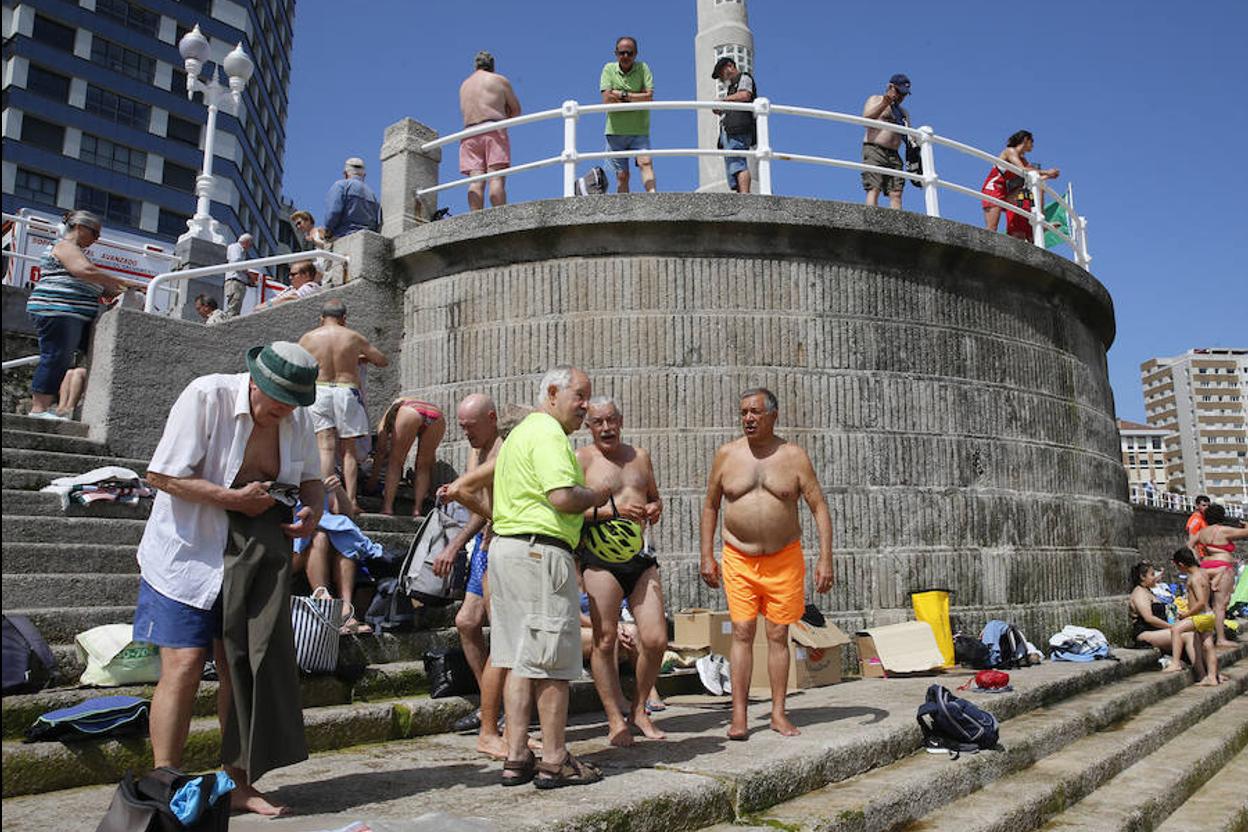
1169, 548, 1223, 686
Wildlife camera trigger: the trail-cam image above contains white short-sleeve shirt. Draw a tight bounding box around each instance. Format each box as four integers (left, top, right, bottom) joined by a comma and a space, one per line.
136, 373, 321, 609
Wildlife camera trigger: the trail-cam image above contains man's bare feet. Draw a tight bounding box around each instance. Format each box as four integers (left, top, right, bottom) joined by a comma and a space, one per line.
1160, 664, 1186, 674
607, 718, 634, 748
630, 709, 667, 740
526, 734, 543, 754
1196, 675, 1220, 687
770, 713, 801, 737
727, 717, 749, 741
476, 733, 508, 760
230, 783, 289, 817
1214, 639, 1236, 649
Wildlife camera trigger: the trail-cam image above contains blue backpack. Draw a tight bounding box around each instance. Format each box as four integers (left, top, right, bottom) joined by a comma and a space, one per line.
24, 695, 149, 743
916, 684, 1000, 757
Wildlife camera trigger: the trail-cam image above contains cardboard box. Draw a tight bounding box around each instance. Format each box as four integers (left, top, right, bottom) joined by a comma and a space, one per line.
747, 616, 851, 696
672, 609, 734, 658
855, 621, 946, 679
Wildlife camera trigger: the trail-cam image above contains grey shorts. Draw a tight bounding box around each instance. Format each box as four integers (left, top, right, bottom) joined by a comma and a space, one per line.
862, 142, 905, 194
488, 535, 582, 680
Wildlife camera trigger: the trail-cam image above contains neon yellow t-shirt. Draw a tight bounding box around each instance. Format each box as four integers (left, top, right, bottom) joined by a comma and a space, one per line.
491, 412, 585, 548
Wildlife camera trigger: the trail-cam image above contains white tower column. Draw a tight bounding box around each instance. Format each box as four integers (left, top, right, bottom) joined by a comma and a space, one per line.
694, 0, 755, 192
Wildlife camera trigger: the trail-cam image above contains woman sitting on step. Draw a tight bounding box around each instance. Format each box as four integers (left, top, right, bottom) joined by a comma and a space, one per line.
1129, 561, 1204, 676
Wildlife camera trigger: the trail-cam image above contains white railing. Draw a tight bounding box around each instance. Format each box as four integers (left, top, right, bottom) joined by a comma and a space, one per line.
144, 249, 349, 314
1127, 486, 1246, 519
418, 99, 1091, 269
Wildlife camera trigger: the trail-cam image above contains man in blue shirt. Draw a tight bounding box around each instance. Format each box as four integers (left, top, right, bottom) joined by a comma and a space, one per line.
324, 157, 382, 239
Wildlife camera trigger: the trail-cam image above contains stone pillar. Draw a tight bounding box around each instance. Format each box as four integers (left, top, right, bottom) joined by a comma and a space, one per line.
172, 237, 227, 321
327, 229, 393, 288
379, 118, 440, 237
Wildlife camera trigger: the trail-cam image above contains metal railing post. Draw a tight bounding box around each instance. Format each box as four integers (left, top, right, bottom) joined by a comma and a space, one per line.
1077, 215, 1091, 267
561, 100, 579, 197
1028, 170, 1046, 248
918, 125, 939, 217
754, 97, 772, 196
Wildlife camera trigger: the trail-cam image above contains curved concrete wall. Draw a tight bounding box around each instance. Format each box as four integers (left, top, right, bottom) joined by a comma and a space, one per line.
393, 194, 1132, 638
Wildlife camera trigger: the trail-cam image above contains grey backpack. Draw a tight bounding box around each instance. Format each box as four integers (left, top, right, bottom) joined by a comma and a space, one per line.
398, 504, 469, 606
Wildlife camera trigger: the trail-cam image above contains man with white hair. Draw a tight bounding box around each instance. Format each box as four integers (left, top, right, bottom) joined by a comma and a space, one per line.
490, 365, 611, 788
459, 50, 522, 211
223, 233, 254, 318
576, 395, 667, 746
324, 157, 382, 239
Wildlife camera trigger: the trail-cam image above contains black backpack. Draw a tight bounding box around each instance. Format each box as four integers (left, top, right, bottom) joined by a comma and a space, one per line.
2, 614, 55, 695
424, 647, 479, 699
364, 577, 418, 633
953, 633, 992, 670
916, 684, 1000, 758
95, 768, 230, 832
997, 624, 1031, 670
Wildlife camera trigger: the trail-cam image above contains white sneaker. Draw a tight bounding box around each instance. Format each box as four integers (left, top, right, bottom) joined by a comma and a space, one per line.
696, 655, 724, 696
719, 657, 733, 694
28, 411, 67, 421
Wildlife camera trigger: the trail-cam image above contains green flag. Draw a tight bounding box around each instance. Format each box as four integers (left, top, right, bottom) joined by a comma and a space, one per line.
1043, 201, 1070, 249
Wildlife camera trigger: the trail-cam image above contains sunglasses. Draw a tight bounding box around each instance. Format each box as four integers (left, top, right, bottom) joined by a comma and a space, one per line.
616, 50, 635, 56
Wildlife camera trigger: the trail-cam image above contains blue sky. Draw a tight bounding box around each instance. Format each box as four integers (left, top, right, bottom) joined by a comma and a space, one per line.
283, 1, 1246, 422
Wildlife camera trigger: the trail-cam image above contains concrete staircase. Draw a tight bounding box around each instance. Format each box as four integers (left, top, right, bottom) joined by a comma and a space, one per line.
3, 412, 1246, 831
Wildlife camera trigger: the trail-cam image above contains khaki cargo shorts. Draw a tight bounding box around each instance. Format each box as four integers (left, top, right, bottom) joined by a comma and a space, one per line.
861, 142, 905, 194
488, 535, 582, 680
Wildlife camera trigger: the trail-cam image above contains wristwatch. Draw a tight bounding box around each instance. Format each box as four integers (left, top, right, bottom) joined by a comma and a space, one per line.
620, 91, 630, 102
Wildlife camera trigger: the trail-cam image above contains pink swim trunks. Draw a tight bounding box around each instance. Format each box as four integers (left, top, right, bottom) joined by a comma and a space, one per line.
459, 127, 511, 175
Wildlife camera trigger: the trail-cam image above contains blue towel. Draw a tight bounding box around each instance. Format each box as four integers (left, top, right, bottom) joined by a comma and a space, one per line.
170, 771, 235, 824
292, 504, 383, 562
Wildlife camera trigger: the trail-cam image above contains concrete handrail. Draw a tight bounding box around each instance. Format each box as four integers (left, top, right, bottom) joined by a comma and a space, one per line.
143, 250, 349, 314
416, 98, 1092, 269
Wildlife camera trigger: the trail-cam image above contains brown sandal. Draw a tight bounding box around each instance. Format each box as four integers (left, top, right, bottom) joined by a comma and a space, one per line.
534, 752, 603, 789
501, 749, 537, 786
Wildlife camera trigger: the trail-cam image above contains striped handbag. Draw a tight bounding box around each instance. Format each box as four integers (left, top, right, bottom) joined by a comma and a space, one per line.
290, 587, 343, 674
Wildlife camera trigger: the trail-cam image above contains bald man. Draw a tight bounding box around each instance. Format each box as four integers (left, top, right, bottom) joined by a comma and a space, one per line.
435, 393, 508, 757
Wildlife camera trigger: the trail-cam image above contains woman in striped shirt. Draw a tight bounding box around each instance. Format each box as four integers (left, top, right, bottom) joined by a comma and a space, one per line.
25, 211, 125, 419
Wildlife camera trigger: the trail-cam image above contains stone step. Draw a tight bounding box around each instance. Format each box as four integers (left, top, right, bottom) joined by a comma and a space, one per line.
1, 447, 149, 475
2, 574, 141, 609
6, 606, 137, 645
0, 652, 1182, 830
2, 542, 139, 574
0, 665, 705, 798
1, 660, 430, 740
1034, 692, 1248, 832
0, 490, 149, 519
1, 429, 107, 455
0, 489, 421, 533
2, 468, 79, 491
1, 412, 89, 437
893, 662, 1248, 832
738, 643, 1248, 832
1153, 745, 1248, 832
0, 515, 416, 549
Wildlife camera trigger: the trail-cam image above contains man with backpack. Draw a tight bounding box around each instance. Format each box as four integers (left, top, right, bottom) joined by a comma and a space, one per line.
711, 57, 756, 193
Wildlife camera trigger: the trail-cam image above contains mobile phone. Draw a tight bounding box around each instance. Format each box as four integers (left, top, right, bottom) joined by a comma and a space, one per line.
266, 483, 300, 507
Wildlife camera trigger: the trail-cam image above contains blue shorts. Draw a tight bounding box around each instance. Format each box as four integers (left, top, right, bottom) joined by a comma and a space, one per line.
465, 533, 489, 597
132, 578, 223, 649
721, 131, 751, 190
605, 134, 651, 174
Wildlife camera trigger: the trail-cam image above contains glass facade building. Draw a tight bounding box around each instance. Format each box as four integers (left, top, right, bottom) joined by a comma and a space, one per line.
2, 0, 300, 256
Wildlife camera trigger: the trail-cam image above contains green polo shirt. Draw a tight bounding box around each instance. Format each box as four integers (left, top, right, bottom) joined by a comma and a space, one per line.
600, 60, 654, 136
491, 412, 585, 548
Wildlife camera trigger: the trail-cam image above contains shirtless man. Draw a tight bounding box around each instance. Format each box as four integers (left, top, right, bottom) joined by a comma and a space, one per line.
700, 388, 835, 740
433, 394, 509, 758
576, 396, 667, 746
861, 74, 912, 209
297, 300, 389, 513
459, 51, 521, 211
135, 342, 323, 816
1169, 547, 1224, 685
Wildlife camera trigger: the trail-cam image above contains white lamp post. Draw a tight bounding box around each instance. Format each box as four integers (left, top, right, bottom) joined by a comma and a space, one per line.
176, 25, 253, 245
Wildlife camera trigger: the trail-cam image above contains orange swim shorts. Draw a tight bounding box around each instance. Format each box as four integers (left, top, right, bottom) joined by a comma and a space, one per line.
721, 539, 806, 626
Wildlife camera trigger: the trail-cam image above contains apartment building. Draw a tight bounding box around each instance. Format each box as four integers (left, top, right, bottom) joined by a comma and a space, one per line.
1140, 348, 1248, 508
2, 0, 300, 257
1117, 419, 1169, 491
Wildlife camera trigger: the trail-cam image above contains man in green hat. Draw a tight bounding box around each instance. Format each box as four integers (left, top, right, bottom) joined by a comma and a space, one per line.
135, 341, 324, 816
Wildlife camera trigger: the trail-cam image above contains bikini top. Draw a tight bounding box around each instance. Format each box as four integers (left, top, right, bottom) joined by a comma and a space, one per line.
1205, 541, 1235, 553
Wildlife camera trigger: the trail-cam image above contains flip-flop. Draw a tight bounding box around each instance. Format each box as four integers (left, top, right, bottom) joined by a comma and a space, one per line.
644, 700, 667, 714
339, 618, 372, 635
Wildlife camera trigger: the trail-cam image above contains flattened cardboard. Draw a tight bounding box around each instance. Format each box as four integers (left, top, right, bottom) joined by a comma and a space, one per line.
855, 621, 945, 678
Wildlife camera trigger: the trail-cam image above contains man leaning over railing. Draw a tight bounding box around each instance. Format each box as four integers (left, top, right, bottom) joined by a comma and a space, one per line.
600, 36, 656, 194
